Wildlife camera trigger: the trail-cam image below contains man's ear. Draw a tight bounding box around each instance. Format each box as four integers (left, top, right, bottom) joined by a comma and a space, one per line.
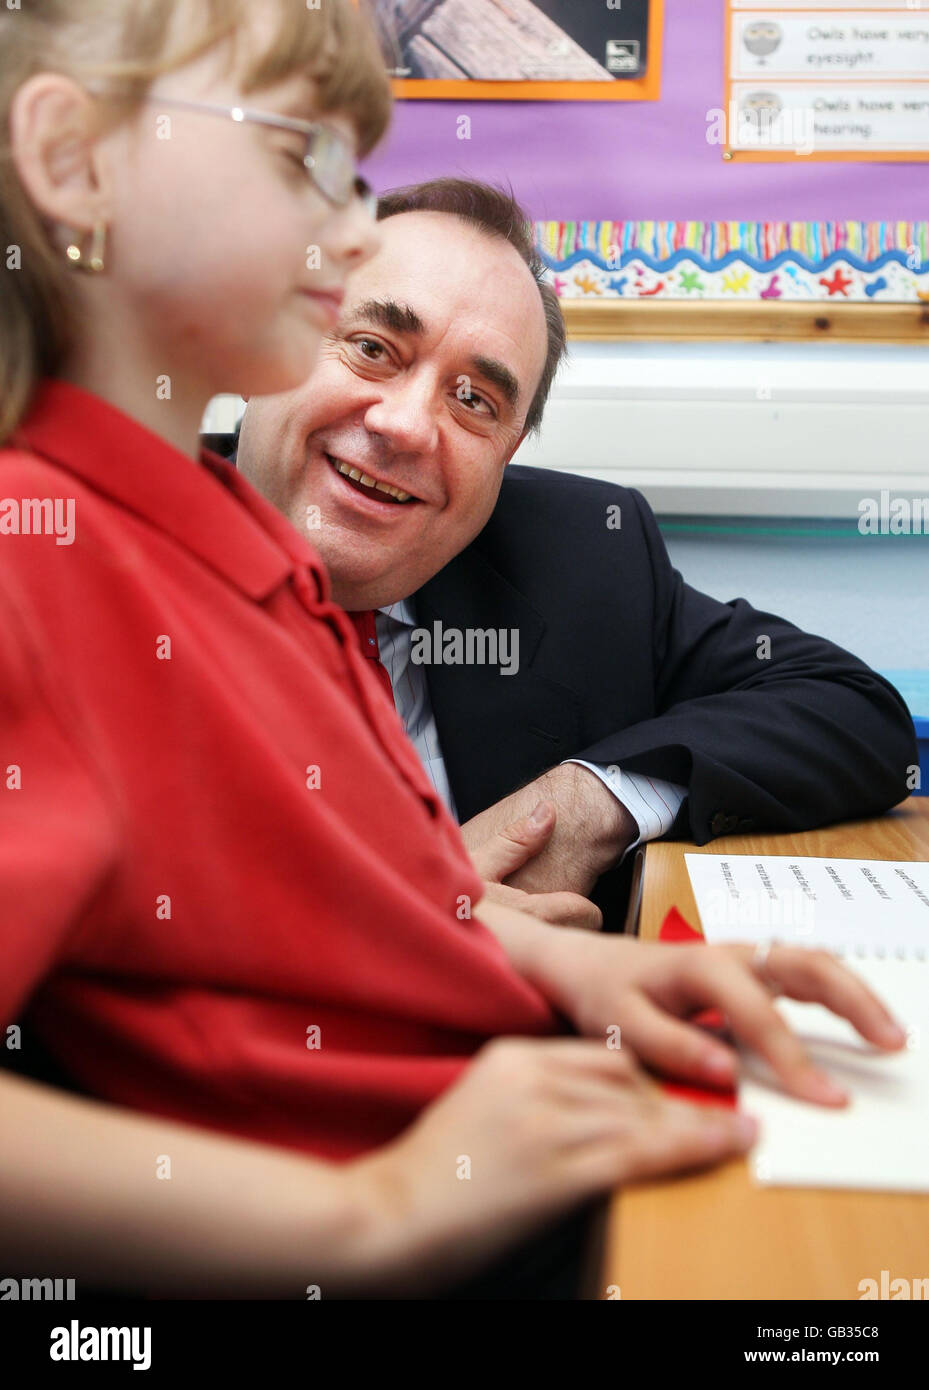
9, 74, 111, 238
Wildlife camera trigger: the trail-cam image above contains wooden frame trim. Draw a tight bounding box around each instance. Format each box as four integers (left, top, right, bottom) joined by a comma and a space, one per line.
560, 298, 929, 342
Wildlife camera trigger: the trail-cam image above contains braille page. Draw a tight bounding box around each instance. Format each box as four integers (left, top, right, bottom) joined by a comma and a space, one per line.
740, 958, 929, 1193
685, 854, 929, 957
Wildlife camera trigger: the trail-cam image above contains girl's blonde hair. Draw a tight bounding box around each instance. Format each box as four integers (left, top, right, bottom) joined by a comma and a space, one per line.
0, 0, 391, 444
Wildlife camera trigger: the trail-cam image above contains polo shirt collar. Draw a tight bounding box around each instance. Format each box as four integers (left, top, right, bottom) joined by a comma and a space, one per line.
14, 380, 327, 602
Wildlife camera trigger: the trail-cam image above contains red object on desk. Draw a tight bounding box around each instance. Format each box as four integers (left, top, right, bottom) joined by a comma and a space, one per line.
658, 905, 705, 946
657, 906, 736, 1109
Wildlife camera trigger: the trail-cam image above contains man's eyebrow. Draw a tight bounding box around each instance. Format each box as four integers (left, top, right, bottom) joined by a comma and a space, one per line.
340, 304, 521, 412
341, 299, 426, 336
470, 355, 520, 413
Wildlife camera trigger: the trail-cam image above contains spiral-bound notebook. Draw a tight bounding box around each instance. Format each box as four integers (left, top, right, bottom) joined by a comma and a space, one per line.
685, 855, 929, 1193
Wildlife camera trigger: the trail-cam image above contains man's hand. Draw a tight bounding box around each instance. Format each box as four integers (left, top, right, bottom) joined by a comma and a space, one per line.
475, 900, 908, 1107
460, 763, 638, 902
468, 800, 605, 930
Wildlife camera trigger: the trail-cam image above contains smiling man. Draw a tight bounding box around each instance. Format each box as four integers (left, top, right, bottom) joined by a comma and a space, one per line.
237, 178, 917, 928
241, 185, 553, 611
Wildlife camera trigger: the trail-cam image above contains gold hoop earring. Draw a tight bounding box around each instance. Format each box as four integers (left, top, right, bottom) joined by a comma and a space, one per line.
65, 222, 107, 274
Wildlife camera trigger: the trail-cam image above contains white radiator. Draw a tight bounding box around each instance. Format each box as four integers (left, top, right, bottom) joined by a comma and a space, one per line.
519, 340, 929, 519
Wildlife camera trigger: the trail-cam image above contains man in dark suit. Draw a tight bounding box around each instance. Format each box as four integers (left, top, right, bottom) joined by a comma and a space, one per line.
236, 178, 917, 928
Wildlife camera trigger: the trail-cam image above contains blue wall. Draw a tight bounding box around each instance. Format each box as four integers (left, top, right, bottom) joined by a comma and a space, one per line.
660, 517, 929, 675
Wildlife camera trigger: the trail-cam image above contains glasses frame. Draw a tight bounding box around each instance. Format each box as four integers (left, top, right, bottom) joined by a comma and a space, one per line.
137, 95, 377, 216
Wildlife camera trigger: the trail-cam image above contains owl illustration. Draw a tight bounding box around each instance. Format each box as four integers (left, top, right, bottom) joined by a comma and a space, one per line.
742, 21, 783, 61
740, 91, 783, 130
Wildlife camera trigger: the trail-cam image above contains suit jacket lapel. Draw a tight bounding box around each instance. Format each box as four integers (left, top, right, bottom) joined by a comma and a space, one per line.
416, 548, 581, 822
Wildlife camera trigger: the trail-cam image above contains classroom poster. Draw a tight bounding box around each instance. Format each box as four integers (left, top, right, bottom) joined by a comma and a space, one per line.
725, 1, 929, 160
373, 0, 662, 101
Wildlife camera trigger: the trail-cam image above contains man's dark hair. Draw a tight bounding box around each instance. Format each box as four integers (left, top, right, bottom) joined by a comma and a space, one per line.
377, 178, 566, 435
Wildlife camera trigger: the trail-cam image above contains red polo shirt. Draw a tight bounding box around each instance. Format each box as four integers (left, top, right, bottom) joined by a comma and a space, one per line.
0, 381, 557, 1159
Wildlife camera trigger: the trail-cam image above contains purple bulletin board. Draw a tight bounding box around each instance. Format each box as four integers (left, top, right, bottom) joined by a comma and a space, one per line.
362, 0, 925, 223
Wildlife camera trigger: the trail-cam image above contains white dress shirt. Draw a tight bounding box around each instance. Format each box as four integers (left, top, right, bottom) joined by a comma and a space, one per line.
376, 598, 687, 861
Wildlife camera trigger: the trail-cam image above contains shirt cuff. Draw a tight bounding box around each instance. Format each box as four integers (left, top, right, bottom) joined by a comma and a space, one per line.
563, 761, 688, 858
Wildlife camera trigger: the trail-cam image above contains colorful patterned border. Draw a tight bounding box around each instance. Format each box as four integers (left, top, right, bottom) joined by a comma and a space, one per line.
534, 222, 929, 303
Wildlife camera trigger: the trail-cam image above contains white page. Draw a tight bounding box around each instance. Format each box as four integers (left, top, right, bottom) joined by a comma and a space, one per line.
685, 853, 929, 956
740, 959, 929, 1192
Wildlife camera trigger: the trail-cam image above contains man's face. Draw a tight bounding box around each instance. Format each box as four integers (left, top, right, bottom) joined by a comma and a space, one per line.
237, 210, 549, 610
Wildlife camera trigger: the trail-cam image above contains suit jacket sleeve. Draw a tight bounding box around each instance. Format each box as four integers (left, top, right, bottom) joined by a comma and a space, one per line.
572, 490, 918, 845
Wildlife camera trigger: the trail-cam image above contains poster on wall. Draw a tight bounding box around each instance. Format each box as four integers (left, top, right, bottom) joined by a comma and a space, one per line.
372, 0, 663, 101
725, 0, 929, 161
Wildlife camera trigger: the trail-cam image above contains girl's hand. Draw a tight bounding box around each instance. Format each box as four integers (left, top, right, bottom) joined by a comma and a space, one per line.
348, 1036, 755, 1294
527, 930, 908, 1106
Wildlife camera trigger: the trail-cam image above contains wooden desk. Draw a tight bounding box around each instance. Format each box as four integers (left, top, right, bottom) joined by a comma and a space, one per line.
602, 799, 929, 1300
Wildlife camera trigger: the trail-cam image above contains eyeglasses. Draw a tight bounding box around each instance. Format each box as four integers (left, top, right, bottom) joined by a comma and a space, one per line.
140, 95, 378, 217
